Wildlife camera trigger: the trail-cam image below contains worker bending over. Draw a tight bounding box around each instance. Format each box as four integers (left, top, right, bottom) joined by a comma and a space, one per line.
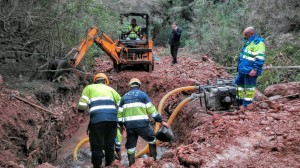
78, 73, 121, 168
117, 78, 169, 166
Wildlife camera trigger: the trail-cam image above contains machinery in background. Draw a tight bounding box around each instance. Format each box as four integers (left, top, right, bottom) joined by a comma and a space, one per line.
69, 13, 153, 72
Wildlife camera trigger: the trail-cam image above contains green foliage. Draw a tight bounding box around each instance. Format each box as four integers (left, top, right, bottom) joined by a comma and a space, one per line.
162, 0, 300, 90
58, 0, 120, 48
154, 26, 170, 46
151, 0, 192, 47
257, 44, 300, 91
50, 0, 120, 68
189, 0, 245, 66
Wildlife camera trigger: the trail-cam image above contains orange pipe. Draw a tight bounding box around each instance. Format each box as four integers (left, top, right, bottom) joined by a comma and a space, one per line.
73, 97, 191, 161
135, 97, 191, 158
73, 137, 89, 160
73, 87, 199, 160
155, 86, 198, 131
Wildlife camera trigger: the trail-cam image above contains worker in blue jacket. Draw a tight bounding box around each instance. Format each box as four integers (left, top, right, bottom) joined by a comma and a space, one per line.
117, 78, 169, 166
235, 27, 266, 110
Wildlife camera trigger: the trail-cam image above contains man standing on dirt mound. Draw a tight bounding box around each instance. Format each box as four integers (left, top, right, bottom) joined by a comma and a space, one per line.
168, 23, 181, 65
117, 78, 169, 166
77, 73, 121, 168
235, 26, 266, 111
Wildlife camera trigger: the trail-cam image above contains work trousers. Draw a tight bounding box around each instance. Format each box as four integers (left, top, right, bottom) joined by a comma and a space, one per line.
125, 125, 156, 154
234, 73, 257, 107
89, 121, 117, 166
170, 45, 179, 64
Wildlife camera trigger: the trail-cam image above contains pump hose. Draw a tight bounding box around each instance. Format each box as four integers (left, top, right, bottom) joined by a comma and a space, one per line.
73, 137, 89, 160
155, 86, 198, 131
136, 86, 198, 158
73, 86, 199, 160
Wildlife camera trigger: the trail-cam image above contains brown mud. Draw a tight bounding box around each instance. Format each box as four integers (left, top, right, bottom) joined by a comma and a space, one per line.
0, 48, 299, 167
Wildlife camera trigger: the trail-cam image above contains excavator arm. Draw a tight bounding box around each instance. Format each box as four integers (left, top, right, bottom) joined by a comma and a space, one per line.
70, 26, 121, 68
68, 22, 153, 72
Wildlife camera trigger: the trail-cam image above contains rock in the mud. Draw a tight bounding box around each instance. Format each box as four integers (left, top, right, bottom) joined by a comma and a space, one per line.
255, 89, 268, 101
161, 162, 176, 168
35, 91, 52, 106
35, 163, 58, 168
162, 150, 176, 158
260, 120, 270, 125
264, 82, 300, 97
284, 105, 300, 112
259, 102, 269, 109
110, 160, 122, 167
5, 161, 21, 168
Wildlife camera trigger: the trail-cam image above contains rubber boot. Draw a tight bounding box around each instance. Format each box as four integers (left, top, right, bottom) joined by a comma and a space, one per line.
149, 144, 157, 160
128, 153, 135, 166
93, 163, 101, 168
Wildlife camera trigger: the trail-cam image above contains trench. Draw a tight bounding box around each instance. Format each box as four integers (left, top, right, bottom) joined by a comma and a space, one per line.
44, 69, 195, 168
49, 76, 175, 167
51, 120, 168, 167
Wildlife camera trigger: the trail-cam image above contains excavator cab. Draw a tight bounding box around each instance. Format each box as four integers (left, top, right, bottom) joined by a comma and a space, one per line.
62, 13, 154, 73
116, 13, 153, 72
120, 13, 149, 42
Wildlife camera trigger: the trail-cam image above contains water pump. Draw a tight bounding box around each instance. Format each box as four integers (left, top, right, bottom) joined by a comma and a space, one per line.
199, 79, 237, 111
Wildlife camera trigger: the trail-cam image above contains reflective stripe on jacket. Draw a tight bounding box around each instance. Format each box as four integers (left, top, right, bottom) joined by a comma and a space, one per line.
78, 84, 121, 124
238, 34, 265, 76
128, 25, 140, 39
115, 129, 122, 146
118, 88, 162, 129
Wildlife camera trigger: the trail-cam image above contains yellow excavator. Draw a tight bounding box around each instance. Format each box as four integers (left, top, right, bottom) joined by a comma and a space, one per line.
68, 13, 154, 72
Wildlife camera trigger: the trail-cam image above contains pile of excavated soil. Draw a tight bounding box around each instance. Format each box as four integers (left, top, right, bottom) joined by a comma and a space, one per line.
115, 83, 300, 168
0, 48, 299, 167
93, 52, 300, 168
95, 54, 229, 105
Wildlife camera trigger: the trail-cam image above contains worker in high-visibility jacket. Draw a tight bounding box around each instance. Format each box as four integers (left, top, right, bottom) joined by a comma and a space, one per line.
114, 126, 122, 161
127, 18, 140, 40
78, 73, 121, 168
117, 78, 169, 166
235, 26, 266, 110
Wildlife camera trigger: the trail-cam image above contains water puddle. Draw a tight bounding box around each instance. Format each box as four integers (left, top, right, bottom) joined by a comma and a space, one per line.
52, 120, 168, 167
54, 144, 167, 167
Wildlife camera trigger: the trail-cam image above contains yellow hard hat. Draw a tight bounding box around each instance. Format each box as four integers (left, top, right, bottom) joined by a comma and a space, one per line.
93, 73, 110, 85
128, 78, 141, 87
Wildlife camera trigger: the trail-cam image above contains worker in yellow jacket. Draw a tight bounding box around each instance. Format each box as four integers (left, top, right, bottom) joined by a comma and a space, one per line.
78, 73, 121, 168
127, 18, 140, 40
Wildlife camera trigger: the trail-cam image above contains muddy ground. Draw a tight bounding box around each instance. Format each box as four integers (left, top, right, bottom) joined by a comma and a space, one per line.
0, 48, 299, 168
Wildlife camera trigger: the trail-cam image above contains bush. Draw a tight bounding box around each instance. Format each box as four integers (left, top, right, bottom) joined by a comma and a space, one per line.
257, 44, 300, 91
